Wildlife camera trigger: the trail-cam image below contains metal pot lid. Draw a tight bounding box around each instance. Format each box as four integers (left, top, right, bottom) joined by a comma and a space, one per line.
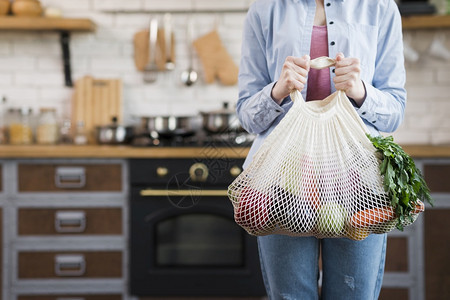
201, 102, 236, 115
96, 116, 132, 130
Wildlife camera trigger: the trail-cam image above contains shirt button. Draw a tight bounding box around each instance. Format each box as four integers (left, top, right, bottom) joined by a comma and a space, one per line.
275, 109, 281, 113
326, 3, 331, 7
372, 120, 376, 124
362, 112, 366, 115
330, 41, 335, 46
332, 68, 335, 73
329, 21, 334, 25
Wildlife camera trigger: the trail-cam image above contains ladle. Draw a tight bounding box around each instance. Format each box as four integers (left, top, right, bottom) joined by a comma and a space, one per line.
143, 18, 159, 83
181, 16, 198, 86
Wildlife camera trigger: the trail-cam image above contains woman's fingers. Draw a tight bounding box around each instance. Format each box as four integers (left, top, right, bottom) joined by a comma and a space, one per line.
272, 55, 310, 102
334, 54, 365, 102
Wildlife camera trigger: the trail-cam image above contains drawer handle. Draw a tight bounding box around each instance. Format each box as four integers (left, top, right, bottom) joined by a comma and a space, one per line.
54, 254, 86, 277
140, 189, 228, 197
55, 211, 86, 233
56, 298, 85, 300
55, 167, 86, 189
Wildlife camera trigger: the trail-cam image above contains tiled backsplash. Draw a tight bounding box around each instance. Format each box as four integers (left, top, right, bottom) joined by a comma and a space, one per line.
0, 0, 449, 145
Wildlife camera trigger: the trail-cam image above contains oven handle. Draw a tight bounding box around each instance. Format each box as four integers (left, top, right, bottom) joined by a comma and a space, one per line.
139, 189, 229, 197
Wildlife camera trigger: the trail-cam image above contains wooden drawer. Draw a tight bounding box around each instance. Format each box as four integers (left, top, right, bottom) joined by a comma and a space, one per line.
0, 208, 2, 300
18, 208, 122, 235
379, 288, 409, 300
424, 163, 450, 193
18, 251, 122, 279
18, 295, 122, 300
425, 209, 450, 300
18, 163, 122, 192
385, 237, 408, 272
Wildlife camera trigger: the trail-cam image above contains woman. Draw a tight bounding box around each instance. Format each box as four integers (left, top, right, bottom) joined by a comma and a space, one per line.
237, 0, 406, 299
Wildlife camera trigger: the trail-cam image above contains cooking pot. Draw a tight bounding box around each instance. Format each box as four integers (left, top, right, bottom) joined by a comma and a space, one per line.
142, 115, 201, 139
96, 117, 134, 144
201, 102, 244, 134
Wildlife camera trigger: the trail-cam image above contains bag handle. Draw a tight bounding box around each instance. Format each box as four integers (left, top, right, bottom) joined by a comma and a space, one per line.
310, 56, 336, 70
290, 56, 337, 103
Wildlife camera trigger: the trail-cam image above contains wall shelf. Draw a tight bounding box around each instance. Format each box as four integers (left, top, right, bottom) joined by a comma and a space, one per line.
0, 17, 96, 87
402, 15, 450, 29
0, 16, 95, 31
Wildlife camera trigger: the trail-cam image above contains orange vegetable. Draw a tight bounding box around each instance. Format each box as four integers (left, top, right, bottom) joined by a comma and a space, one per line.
350, 207, 395, 228
413, 200, 425, 214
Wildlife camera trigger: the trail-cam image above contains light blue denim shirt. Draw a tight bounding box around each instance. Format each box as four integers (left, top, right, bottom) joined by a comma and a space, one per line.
238, 0, 406, 169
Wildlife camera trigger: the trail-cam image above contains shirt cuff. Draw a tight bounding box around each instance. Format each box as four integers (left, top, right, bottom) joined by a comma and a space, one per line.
354, 82, 378, 126
259, 81, 285, 115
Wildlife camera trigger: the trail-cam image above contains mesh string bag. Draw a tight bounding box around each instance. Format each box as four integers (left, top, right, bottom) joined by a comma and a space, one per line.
228, 57, 421, 240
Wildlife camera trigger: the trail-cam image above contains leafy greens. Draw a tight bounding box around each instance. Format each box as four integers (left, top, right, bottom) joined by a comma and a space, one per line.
367, 134, 433, 231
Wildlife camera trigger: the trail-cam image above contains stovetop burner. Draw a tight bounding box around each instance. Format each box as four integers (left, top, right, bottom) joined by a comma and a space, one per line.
131, 130, 254, 148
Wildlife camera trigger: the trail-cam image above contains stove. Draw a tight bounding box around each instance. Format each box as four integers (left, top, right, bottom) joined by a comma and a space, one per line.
131, 129, 255, 148
129, 157, 266, 297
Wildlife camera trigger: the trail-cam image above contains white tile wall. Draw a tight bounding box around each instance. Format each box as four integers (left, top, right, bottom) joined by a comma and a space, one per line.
0, 0, 449, 145
393, 29, 450, 145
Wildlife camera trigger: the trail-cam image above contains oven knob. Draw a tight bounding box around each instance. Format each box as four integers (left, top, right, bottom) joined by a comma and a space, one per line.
230, 166, 242, 177
189, 163, 209, 182
156, 167, 168, 178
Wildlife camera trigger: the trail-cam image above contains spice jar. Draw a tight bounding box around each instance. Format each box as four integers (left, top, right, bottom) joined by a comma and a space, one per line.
59, 119, 73, 144
9, 107, 33, 145
36, 107, 58, 144
73, 120, 88, 145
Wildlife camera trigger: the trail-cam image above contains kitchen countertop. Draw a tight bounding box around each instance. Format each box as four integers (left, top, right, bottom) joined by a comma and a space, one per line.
0, 145, 251, 158
0, 144, 450, 158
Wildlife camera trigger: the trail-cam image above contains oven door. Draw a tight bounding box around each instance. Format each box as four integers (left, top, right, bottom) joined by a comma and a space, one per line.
130, 187, 266, 297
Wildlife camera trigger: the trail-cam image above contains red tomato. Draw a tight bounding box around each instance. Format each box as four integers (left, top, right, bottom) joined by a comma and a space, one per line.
234, 187, 272, 234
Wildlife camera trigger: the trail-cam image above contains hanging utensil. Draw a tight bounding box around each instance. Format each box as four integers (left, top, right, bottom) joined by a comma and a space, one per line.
143, 18, 159, 83
164, 13, 175, 71
181, 16, 198, 86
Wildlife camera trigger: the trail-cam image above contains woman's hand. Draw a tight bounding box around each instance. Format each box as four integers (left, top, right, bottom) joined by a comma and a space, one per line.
334, 53, 366, 106
271, 55, 310, 104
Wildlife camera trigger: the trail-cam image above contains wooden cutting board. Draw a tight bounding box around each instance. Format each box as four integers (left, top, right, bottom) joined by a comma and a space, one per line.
72, 76, 123, 144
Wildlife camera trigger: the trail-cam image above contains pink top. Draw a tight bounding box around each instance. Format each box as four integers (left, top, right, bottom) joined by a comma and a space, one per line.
306, 25, 331, 101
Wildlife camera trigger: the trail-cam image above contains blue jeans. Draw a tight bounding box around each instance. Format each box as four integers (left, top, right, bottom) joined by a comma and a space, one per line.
257, 234, 387, 300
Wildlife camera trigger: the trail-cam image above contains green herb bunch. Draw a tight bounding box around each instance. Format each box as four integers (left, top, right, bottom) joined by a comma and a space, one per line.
367, 135, 433, 231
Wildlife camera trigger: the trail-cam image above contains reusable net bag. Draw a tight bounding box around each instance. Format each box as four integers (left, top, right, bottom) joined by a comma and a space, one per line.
228, 57, 422, 240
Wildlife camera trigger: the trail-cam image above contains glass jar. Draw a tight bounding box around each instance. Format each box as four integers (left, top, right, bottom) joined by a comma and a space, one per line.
0, 96, 6, 144
9, 107, 33, 145
36, 107, 58, 144
73, 120, 88, 145
59, 119, 73, 144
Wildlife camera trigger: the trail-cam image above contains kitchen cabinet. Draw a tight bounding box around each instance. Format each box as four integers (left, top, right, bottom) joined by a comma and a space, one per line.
0, 207, 2, 300
17, 163, 122, 192
423, 162, 450, 300
18, 251, 122, 278
0, 163, 2, 192
0, 146, 449, 299
0, 162, 3, 300
381, 237, 410, 300
5, 159, 126, 300
18, 208, 122, 235
379, 159, 450, 300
